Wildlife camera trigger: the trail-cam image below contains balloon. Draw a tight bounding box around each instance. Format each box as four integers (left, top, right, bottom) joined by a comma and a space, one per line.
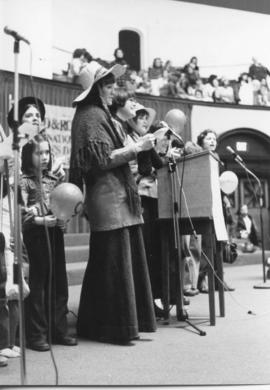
164, 109, 186, 135
50, 183, 84, 221
219, 171, 238, 194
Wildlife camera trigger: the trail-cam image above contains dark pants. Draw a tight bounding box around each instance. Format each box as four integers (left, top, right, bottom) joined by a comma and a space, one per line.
0, 300, 19, 349
23, 226, 69, 344
0, 249, 19, 349
0, 299, 9, 350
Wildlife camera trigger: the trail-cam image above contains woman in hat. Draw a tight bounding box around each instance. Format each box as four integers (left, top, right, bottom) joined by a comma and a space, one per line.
69, 61, 157, 346
7, 96, 45, 132
7, 97, 75, 351
126, 104, 166, 316
8, 96, 65, 180
0, 97, 45, 357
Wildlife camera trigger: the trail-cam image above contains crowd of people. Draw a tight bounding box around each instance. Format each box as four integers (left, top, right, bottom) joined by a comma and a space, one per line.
63, 48, 270, 107
0, 59, 263, 368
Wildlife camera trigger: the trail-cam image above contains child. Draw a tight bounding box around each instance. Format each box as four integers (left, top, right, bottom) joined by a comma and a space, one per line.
20, 134, 77, 351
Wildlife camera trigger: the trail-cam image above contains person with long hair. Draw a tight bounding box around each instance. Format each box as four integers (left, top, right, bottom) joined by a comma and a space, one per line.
148, 57, 165, 96
20, 134, 77, 351
69, 61, 157, 346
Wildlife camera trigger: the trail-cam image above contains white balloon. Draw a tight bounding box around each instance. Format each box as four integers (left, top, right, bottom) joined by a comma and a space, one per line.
219, 171, 238, 194
50, 183, 84, 221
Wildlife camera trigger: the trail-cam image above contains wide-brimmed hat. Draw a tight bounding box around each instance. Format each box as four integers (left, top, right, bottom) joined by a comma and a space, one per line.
7, 96, 45, 129
128, 103, 156, 131
73, 61, 126, 105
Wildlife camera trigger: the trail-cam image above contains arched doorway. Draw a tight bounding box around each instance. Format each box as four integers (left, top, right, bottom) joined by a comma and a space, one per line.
119, 29, 141, 71
217, 128, 270, 248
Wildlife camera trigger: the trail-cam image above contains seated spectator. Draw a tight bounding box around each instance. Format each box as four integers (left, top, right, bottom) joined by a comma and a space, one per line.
176, 72, 189, 98
68, 48, 92, 83
184, 56, 200, 80
255, 90, 264, 106
218, 77, 235, 103
187, 80, 197, 98
160, 72, 180, 97
236, 204, 260, 250
125, 69, 139, 93
194, 89, 204, 100
111, 48, 128, 66
109, 48, 129, 87
259, 78, 270, 105
148, 58, 165, 96
192, 79, 207, 101
163, 60, 175, 79
238, 73, 254, 105
231, 79, 241, 104
212, 77, 226, 103
203, 74, 218, 101
136, 70, 152, 94
249, 57, 270, 81
184, 63, 199, 85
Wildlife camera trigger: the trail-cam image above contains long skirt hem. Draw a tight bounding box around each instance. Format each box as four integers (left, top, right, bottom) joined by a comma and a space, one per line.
77, 225, 156, 343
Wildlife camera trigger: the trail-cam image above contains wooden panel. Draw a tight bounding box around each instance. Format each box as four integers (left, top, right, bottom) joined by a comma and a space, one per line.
158, 151, 213, 219
157, 151, 228, 240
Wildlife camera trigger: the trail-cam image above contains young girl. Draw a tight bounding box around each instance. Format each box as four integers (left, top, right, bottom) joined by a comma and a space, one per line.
20, 134, 77, 351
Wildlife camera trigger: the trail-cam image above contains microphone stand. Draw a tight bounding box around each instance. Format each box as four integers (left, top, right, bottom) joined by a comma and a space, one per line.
10, 38, 27, 384
165, 138, 206, 336
165, 128, 185, 148
233, 157, 270, 289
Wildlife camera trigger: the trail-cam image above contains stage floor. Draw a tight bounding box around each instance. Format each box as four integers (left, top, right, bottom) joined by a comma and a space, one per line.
2, 262, 270, 387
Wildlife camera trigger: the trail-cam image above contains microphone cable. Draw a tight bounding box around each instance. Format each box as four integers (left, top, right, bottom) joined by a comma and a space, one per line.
28, 45, 59, 385
174, 156, 270, 319
200, 248, 270, 319
244, 168, 260, 207
175, 157, 198, 239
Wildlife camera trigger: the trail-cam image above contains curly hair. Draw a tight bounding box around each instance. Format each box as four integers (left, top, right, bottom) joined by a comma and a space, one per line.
197, 129, 217, 147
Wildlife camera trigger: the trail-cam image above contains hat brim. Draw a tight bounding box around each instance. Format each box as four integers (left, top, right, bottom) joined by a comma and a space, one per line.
7, 97, 45, 129
73, 64, 126, 105
136, 107, 156, 128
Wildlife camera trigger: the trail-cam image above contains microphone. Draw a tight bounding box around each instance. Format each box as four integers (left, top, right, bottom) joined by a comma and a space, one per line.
213, 154, 224, 167
226, 146, 244, 163
4, 26, 30, 45
159, 121, 185, 147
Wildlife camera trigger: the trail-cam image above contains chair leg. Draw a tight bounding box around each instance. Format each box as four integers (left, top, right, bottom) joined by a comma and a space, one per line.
205, 233, 216, 326
161, 224, 170, 321
216, 241, 225, 317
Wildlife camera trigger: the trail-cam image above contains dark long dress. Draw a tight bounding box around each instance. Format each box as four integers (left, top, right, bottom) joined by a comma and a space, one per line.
77, 226, 156, 342
70, 104, 156, 344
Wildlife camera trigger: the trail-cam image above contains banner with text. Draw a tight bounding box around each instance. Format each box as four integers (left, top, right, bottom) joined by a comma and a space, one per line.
44, 104, 75, 167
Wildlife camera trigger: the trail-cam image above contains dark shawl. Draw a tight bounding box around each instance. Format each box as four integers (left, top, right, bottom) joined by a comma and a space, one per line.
69, 104, 141, 216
